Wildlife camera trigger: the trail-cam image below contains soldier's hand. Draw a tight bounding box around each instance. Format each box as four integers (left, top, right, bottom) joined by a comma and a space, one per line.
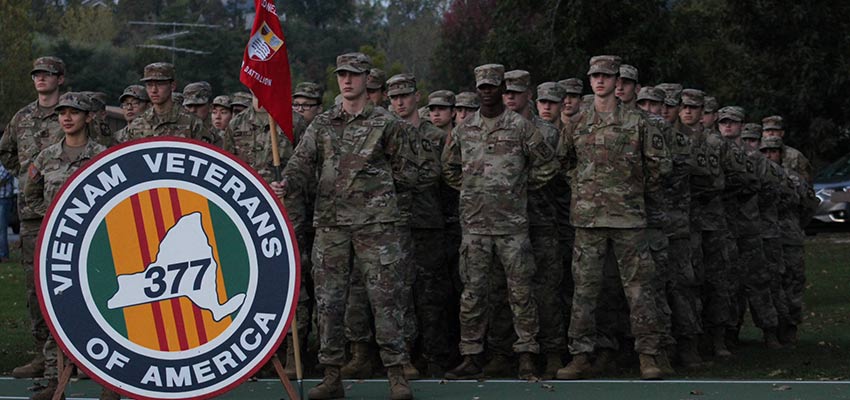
270, 179, 287, 198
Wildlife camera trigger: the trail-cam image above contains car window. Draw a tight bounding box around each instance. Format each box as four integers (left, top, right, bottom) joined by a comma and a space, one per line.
816, 153, 850, 182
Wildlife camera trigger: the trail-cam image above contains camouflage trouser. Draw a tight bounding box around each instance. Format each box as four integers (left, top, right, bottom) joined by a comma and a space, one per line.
723, 230, 743, 330
22, 219, 49, 343
568, 228, 662, 356
647, 229, 674, 347
344, 226, 415, 345
43, 336, 59, 379
458, 232, 539, 355
781, 245, 806, 326
286, 230, 314, 350
488, 226, 564, 355
411, 228, 453, 363
559, 225, 576, 337
313, 223, 408, 367
668, 237, 702, 337
694, 229, 732, 329
595, 248, 629, 351
763, 240, 789, 324
737, 235, 778, 329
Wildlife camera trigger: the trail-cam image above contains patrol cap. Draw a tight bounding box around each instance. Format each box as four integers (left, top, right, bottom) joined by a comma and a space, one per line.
760, 136, 783, 150
367, 68, 386, 90
334, 52, 372, 74
636, 86, 665, 102
474, 64, 505, 88
703, 96, 719, 113
619, 64, 639, 81
536, 82, 566, 103
762, 115, 784, 131
82, 91, 108, 111
386, 74, 417, 97
212, 95, 232, 109
172, 92, 184, 105
718, 106, 745, 122
182, 81, 212, 106
587, 55, 622, 75
558, 78, 583, 95
231, 91, 252, 108
293, 82, 322, 100
741, 123, 763, 139
55, 92, 92, 112
455, 91, 480, 109
140, 62, 175, 82
119, 85, 149, 102
427, 90, 456, 107
656, 83, 683, 106
680, 89, 705, 107
31, 56, 65, 75
504, 70, 531, 92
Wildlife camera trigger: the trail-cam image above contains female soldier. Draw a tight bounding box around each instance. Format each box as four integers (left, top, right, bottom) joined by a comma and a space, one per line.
25, 92, 113, 400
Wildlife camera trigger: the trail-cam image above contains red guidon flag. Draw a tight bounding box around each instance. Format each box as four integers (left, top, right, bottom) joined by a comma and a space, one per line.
240, 0, 293, 142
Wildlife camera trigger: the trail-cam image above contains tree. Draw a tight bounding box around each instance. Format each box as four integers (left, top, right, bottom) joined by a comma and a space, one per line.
0, 0, 34, 125
431, 0, 497, 91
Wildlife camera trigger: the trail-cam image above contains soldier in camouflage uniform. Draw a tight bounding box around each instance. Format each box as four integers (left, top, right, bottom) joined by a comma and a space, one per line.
454, 91, 479, 125
761, 116, 813, 184
391, 77, 451, 376
717, 107, 780, 349
118, 63, 218, 147
536, 82, 565, 126
615, 64, 640, 108
656, 83, 683, 125
442, 64, 557, 381
556, 56, 666, 380
675, 90, 737, 358
230, 91, 252, 115
22, 92, 114, 400
277, 52, 417, 400
701, 96, 719, 131
428, 90, 456, 133
761, 137, 818, 346
367, 68, 389, 108
81, 91, 114, 148
486, 71, 565, 379
210, 95, 233, 134
0, 56, 66, 381
293, 82, 324, 125
114, 85, 150, 143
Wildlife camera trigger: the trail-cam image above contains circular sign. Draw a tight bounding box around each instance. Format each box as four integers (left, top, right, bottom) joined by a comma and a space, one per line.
35, 138, 300, 400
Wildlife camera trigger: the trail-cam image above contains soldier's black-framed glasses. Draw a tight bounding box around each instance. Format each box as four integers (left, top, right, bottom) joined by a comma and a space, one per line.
293, 103, 319, 110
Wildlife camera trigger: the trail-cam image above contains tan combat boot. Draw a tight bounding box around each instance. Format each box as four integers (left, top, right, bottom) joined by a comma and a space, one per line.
402, 362, 420, 380
12, 353, 45, 379
589, 348, 615, 375
676, 336, 703, 369
763, 328, 783, 350
31, 379, 63, 400
283, 336, 297, 379
711, 328, 732, 357
482, 354, 512, 377
308, 366, 344, 400
555, 353, 591, 380
340, 341, 372, 379
388, 366, 413, 400
99, 387, 121, 400
444, 355, 483, 380
517, 352, 537, 380
541, 353, 562, 380
639, 354, 663, 380
656, 349, 676, 376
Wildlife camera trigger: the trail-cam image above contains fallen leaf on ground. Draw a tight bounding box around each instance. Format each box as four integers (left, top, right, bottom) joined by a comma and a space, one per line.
772, 384, 792, 391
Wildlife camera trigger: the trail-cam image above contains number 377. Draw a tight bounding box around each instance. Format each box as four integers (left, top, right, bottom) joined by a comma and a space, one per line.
144, 258, 212, 298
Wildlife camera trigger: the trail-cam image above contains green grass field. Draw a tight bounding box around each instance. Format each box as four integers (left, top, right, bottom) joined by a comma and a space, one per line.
1, 233, 849, 398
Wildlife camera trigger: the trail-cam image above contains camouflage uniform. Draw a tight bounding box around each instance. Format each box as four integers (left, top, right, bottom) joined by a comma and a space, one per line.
113, 85, 150, 146
24, 93, 107, 380
762, 116, 813, 183
442, 64, 557, 357
282, 69, 420, 370
559, 95, 667, 357
82, 91, 115, 148
0, 58, 66, 357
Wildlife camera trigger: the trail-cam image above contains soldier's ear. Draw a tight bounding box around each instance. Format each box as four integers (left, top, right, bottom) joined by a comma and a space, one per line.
635, 83, 642, 93
85, 112, 93, 124
170, 81, 177, 92
57, 75, 65, 87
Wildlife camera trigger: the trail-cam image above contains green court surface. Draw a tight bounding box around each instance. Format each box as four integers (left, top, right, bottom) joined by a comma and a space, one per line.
1, 378, 849, 399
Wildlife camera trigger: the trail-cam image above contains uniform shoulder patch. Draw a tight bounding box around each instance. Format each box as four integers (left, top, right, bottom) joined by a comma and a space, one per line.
651, 133, 664, 150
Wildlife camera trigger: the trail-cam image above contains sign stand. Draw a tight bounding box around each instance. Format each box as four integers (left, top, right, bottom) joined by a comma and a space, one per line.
52, 351, 74, 400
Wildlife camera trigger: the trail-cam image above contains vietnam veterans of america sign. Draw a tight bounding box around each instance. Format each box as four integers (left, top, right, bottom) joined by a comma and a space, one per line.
35, 138, 300, 400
